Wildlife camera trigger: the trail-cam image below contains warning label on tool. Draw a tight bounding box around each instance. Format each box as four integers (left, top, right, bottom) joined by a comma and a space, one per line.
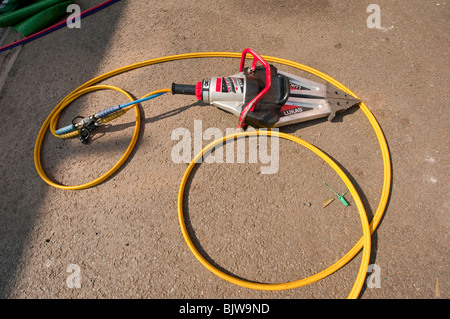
216, 77, 243, 93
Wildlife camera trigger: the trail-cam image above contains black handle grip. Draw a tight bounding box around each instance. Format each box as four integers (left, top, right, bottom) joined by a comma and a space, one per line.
171, 83, 196, 95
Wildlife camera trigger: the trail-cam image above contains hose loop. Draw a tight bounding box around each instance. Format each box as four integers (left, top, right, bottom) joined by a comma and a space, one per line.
34, 52, 391, 298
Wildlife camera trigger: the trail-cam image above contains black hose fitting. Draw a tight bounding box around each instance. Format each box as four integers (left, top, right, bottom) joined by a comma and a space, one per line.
171, 83, 196, 95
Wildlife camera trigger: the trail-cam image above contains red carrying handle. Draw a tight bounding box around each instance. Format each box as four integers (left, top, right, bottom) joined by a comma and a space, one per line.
238, 48, 272, 128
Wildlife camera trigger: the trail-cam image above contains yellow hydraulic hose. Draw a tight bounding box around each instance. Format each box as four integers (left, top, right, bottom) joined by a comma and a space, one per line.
178, 130, 372, 299
34, 52, 391, 299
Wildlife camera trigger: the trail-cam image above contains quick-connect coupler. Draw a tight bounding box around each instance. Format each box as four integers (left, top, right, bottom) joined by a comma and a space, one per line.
54, 114, 99, 144
55, 115, 93, 135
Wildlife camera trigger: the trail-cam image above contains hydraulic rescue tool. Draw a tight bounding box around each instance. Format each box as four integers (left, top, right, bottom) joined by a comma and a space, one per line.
172, 48, 361, 129
55, 48, 360, 143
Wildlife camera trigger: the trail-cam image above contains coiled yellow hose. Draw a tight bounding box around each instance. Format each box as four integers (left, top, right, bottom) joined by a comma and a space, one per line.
34, 52, 391, 299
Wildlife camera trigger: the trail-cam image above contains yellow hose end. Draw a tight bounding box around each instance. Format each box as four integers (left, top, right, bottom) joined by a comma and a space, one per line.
58, 130, 80, 139
100, 109, 126, 124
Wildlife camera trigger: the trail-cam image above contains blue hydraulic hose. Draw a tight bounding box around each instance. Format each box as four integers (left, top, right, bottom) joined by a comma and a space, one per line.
55, 123, 76, 135
95, 92, 166, 118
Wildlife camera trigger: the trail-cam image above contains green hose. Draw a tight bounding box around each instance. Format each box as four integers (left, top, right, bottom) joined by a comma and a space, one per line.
13, 0, 72, 36
0, 0, 66, 27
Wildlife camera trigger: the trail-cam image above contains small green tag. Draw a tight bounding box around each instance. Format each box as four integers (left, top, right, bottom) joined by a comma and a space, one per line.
323, 183, 349, 207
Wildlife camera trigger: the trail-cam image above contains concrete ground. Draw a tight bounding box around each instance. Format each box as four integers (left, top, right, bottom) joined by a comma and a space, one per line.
0, 0, 448, 300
